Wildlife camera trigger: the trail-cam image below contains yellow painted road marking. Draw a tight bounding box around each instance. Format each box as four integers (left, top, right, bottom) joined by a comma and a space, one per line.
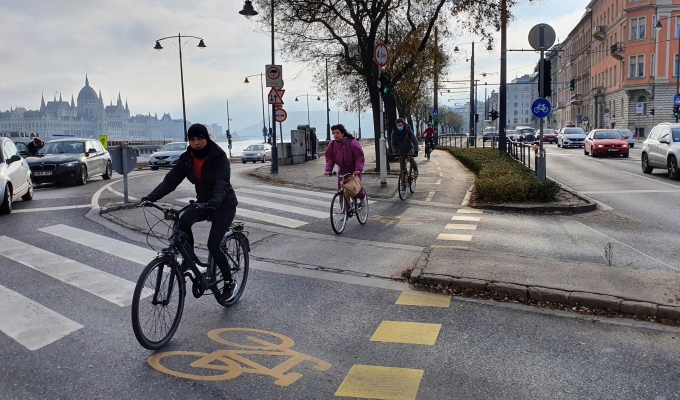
370, 321, 442, 346
457, 208, 483, 214
437, 233, 473, 241
395, 291, 451, 308
425, 191, 435, 202
430, 245, 469, 250
335, 365, 424, 400
445, 223, 477, 230
149, 328, 331, 387
451, 215, 481, 222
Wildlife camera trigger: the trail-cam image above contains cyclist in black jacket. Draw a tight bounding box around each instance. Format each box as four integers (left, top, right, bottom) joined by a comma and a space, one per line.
141, 124, 239, 301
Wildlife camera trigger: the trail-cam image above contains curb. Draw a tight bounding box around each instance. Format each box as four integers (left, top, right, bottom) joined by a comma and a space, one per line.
415, 273, 680, 321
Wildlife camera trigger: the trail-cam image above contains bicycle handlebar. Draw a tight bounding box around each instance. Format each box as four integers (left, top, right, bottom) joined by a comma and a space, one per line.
139, 200, 212, 215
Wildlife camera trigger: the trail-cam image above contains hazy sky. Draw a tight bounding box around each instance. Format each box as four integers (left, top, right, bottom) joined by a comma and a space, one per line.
0, 0, 590, 132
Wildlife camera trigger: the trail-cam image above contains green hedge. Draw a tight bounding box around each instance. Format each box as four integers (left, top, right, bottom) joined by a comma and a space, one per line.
445, 148, 559, 203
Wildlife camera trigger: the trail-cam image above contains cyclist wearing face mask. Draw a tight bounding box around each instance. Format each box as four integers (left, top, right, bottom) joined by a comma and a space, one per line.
391, 118, 419, 175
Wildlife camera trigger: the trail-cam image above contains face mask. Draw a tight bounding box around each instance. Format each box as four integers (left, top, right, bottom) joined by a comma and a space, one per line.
397, 126, 404, 131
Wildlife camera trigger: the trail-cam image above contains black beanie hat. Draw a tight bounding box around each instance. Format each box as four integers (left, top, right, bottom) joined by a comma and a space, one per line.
187, 124, 210, 140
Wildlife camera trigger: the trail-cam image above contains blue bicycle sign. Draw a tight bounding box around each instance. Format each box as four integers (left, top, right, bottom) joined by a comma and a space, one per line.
532, 98, 552, 118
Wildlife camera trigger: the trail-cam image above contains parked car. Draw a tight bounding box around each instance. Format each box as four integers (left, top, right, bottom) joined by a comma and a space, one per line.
241, 144, 271, 163
513, 126, 536, 143
505, 129, 517, 141
541, 129, 557, 144
0, 137, 33, 214
27, 138, 112, 185
641, 123, 680, 179
148, 142, 187, 170
482, 131, 498, 142
583, 129, 629, 157
616, 128, 637, 147
557, 127, 587, 148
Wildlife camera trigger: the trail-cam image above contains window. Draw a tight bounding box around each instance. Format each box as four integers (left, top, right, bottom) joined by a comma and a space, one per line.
513, 118, 518, 123
514, 110, 518, 115
652, 15, 657, 39
651, 54, 655, 77
676, 16, 680, 38
514, 94, 518, 99
629, 55, 645, 77
659, 127, 670, 142
630, 17, 645, 40
675, 54, 680, 77
514, 103, 518, 107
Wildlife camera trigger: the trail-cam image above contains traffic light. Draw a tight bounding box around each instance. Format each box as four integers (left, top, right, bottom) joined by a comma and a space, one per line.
490, 110, 499, 121
378, 71, 391, 99
474, 113, 479, 124
226, 129, 232, 146
650, 108, 655, 115
569, 79, 575, 91
674, 106, 679, 119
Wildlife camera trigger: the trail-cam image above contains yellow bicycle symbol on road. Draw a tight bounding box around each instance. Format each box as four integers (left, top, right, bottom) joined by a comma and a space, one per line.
148, 328, 331, 387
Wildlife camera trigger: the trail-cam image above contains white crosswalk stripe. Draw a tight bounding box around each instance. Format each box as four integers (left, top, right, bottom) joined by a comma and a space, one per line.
252, 185, 336, 199
0, 284, 83, 351
236, 195, 328, 218
236, 188, 330, 207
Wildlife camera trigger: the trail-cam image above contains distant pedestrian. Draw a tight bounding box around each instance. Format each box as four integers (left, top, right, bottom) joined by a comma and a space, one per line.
391, 119, 418, 174
26, 137, 44, 156
324, 124, 366, 205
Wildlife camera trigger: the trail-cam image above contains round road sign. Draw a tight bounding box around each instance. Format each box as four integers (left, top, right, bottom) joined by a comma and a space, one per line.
528, 23, 556, 51
374, 42, 389, 68
531, 98, 552, 119
267, 65, 281, 80
274, 108, 287, 123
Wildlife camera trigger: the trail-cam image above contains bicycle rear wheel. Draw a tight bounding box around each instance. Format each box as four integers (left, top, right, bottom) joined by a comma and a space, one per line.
210, 233, 249, 307
409, 171, 417, 193
398, 170, 408, 200
330, 192, 348, 234
356, 193, 369, 225
131, 257, 185, 350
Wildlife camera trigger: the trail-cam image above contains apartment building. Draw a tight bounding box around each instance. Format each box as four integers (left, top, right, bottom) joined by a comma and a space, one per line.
506, 74, 534, 129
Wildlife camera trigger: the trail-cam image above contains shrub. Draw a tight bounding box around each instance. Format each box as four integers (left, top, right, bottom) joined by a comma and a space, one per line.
445, 148, 559, 203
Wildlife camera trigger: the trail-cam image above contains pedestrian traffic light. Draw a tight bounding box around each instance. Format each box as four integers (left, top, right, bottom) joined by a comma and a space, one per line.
378, 71, 391, 98
538, 59, 552, 97
569, 79, 575, 91
674, 106, 679, 118
226, 129, 232, 146
490, 110, 499, 121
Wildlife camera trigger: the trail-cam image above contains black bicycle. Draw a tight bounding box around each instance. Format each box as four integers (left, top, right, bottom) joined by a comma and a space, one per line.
424, 140, 433, 160
131, 201, 250, 350
398, 157, 417, 200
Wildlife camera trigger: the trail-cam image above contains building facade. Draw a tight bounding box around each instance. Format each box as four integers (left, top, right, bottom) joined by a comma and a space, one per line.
0, 76, 190, 141
506, 74, 534, 129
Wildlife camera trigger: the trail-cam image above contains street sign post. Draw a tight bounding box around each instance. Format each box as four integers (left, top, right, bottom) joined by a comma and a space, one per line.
674, 95, 680, 106
604, 108, 610, 124
268, 88, 285, 105
265, 65, 283, 88
274, 108, 288, 123
109, 144, 137, 203
373, 42, 389, 68
636, 102, 645, 115
531, 98, 551, 119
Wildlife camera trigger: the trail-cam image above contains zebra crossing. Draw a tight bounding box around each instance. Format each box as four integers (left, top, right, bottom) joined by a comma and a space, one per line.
0, 225, 155, 351
178, 184, 376, 229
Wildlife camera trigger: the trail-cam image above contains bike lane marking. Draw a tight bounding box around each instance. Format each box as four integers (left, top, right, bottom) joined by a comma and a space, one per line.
335, 365, 424, 400
0, 284, 83, 351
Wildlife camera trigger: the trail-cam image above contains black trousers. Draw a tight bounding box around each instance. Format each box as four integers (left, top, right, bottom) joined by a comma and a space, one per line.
179, 207, 236, 281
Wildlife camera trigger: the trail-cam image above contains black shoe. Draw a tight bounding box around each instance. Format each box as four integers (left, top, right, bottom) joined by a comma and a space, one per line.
220, 280, 237, 302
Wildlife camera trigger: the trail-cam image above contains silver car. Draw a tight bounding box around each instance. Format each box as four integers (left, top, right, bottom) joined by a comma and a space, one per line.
641, 123, 680, 179
557, 127, 587, 148
148, 142, 187, 170
241, 144, 271, 163
0, 137, 33, 214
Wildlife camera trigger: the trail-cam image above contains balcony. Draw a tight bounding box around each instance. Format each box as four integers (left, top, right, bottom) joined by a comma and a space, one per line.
570, 94, 583, 104
610, 42, 625, 60
592, 26, 606, 40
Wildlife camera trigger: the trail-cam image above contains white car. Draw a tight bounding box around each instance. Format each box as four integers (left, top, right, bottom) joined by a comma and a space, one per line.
0, 137, 33, 214
557, 127, 587, 148
241, 144, 271, 163
616, 128, 637, 148
148, 142, 187, 170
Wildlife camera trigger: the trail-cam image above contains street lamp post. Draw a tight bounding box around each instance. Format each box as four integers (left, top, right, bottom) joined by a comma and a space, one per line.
244, 73, 269, 143
326, 58, 331, 141
154, 33, 206, 142
295, 94, 321, 126
240, 0, 280, 173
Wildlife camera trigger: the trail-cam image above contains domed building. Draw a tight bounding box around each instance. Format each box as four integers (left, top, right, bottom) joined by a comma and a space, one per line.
0, 75, 188, 140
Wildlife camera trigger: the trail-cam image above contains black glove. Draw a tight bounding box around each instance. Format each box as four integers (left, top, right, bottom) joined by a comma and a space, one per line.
206, 199, 221, 209
140, 196, 153, 204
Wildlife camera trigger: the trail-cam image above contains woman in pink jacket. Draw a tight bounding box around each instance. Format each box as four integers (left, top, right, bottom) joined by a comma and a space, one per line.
324, 124, 366, 204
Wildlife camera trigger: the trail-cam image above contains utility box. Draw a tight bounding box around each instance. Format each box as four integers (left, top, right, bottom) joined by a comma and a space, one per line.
109, 145, 137, 174
290, 129, 307, 164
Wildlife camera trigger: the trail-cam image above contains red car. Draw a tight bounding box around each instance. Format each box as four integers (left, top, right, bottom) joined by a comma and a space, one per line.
583, 129, 630, 157
541, 129, 557, 144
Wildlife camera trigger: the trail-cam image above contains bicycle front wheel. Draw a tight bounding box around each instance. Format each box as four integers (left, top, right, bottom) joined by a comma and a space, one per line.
398, 170, 408, 200
409, 171, 417, 193
330, 192, 348, 234
131, 257, 185, 350
356, 194, 369, 225
212, 233, 249, 307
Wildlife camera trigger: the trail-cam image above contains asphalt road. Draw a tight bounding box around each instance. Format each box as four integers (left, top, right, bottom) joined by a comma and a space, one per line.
2, 184, 680, 398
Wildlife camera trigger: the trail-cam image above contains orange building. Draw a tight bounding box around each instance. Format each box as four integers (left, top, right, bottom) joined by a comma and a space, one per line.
587, 0, 680, 137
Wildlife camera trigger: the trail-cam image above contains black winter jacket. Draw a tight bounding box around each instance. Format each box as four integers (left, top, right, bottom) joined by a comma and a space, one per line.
391, 124, 419, 157
146, 143, 238, 209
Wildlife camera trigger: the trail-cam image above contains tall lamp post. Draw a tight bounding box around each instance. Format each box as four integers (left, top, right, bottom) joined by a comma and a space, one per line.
295, 94, 321, 126
326, 58, 331, 140
154, 33, 206, 142
244, 73, 269, 143
454, 42, 492, 146
240, 0, 279, 173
